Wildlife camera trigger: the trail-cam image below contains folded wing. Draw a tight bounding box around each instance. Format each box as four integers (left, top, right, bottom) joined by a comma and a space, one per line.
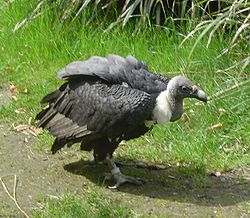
36, 81, 154, 153
57, 54, 170, 94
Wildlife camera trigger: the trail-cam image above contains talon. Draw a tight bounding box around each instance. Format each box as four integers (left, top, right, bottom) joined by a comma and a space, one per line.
106, 155, 146, 189
110, 172, 145, 188
108, 184, 120, 189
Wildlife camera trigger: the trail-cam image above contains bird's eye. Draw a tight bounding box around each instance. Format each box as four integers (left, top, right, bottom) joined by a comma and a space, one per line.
181, 86, 189, 92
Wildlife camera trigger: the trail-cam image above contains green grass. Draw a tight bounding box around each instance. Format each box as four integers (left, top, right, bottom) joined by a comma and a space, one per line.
0, 1, 249, 216
33, 189, 135, 218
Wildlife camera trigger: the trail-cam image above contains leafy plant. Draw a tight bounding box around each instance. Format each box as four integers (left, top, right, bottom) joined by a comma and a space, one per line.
180, 0, 250, 70
9, 0, 226, 32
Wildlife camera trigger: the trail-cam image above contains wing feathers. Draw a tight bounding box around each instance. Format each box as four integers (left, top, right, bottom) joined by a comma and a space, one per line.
37, 108, 57, 128
37, 85, 93, 143
57, 54, 169, 94
40, 111, 91, 139
40, 90, 61, 104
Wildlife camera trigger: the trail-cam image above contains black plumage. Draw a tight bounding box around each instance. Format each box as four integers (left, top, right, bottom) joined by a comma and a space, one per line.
36, 54, 207, 188
37, 55, 168, 157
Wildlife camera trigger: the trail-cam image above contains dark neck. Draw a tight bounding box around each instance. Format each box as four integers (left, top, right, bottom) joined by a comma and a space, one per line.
168, 95, 184, 122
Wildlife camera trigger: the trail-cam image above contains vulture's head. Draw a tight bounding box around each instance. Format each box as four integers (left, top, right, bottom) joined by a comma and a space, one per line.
153, 75, 208, 124
168, 76, 207, 103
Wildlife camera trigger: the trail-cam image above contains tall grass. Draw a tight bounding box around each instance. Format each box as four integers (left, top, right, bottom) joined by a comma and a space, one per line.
9, 0, 230, 29
181, 0, 250, 69
7, 0, 249, 70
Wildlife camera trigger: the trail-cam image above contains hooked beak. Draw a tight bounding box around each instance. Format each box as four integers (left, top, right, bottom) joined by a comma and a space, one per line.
191, 86, 208, 103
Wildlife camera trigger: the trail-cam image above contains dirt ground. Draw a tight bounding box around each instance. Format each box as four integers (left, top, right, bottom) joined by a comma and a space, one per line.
0, 121, 250, 217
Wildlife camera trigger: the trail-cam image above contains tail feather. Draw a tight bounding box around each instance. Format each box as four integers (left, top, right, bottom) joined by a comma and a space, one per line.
51, 138, 66, 154
40, 90, 61, 104
35, 106, 50, 121
40, 83, 68, 104
36, 108, 57, 128
36, 89, 68, 128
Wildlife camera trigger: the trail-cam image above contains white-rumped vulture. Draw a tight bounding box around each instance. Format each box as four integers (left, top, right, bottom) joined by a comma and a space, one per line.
36, 54, 207, 189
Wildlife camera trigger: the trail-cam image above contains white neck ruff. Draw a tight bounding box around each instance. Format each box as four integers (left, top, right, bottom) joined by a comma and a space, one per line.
152, 90, 172, 124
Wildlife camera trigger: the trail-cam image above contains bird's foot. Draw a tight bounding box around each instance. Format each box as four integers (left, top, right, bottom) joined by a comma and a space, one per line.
108, 167, 145, 189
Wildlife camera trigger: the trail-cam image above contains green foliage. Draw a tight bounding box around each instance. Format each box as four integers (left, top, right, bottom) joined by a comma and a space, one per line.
8, 0, 246, 31
181, 0, 250, 68
5, 1, 249, 70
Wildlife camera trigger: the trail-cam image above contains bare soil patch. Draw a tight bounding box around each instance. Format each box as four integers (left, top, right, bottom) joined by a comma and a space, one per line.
0, 85, 12, 107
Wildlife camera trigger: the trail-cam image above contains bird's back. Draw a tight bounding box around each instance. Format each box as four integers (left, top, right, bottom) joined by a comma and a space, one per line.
57, 54, 170, 94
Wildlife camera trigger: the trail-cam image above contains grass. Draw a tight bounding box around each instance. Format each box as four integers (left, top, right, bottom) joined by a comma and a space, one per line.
0, 1, 249, 216
33, 188, 135, 218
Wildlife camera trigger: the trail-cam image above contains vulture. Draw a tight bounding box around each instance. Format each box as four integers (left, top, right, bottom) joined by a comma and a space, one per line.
36, 54, 207, 189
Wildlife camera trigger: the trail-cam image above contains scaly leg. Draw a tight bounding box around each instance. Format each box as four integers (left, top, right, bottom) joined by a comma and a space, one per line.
106, 155, 145, 189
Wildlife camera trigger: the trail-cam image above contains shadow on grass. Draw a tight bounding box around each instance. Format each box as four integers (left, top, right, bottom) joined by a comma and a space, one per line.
64, 158, 250, 207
